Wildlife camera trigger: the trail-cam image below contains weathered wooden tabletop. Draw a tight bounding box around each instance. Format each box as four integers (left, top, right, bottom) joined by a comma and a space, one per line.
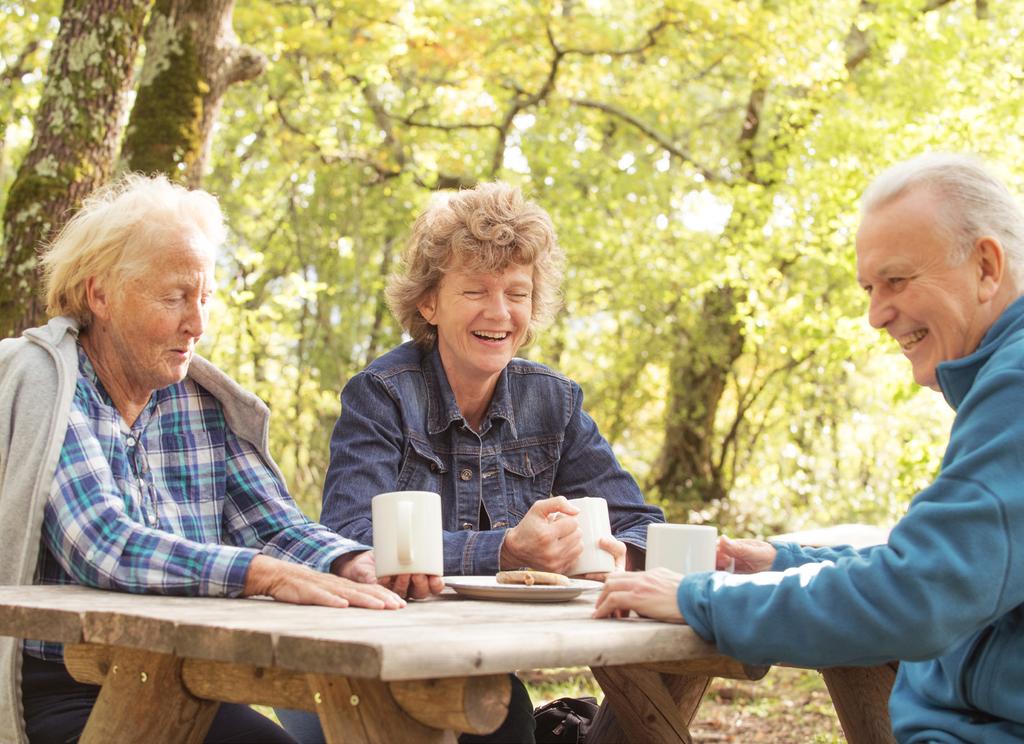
0, 583, 726, 680
0, 584, 896, 743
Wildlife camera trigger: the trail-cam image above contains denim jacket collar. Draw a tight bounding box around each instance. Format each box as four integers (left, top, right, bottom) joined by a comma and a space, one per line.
424, 344, 518, 438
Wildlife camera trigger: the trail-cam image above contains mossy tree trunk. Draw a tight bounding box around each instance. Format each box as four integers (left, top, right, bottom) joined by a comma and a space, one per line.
649, 83, 766, 518
651, 285, 745, 515
0, 0, 150, 338
648, 2, 956, 519
121, 0, 266, 186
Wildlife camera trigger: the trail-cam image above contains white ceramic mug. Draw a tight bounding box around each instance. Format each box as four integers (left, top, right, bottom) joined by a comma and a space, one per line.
372, 491, 444, 578
567, 496, 615, 576
645, 523, 717, 575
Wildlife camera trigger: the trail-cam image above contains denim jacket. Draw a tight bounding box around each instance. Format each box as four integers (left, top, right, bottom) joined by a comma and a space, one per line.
321, 341, 664, 575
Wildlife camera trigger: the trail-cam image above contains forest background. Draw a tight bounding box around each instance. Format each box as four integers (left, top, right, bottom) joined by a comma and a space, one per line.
2, 0, 1016, 537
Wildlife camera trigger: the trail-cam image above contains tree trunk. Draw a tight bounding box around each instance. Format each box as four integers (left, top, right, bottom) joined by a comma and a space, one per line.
650, 80, 765, 516
0, 0, 149, 338
651, 285, 744, 514
121, 0, 266, 186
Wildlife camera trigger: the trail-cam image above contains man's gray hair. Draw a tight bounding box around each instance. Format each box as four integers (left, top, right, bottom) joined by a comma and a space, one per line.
860, 152, 1024, 287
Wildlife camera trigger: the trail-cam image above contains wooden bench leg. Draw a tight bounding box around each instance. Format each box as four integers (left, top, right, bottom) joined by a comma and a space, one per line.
79, 647, 219, 744
588, 665, 710, 744
310, 673, 458, 744
821, 663, 898, 744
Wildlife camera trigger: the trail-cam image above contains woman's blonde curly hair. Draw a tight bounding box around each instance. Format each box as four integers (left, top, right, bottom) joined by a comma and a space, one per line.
386, 182, 565, 348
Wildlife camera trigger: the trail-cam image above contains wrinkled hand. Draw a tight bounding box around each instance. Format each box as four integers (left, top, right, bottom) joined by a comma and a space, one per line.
592, 568, 685, 623
500, 496, 582, 574
244, 554, 405, 610
717, 535, 776, 574
331, 550, 377, 584
378, 574, 445, 600
575, 535, 627, 581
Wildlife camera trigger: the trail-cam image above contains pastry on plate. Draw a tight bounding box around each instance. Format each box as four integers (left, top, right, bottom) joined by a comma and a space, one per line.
496, 569, 571, 587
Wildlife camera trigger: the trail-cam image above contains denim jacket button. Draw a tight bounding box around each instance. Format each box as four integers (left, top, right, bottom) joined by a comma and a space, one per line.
430, 463, 438, 472
461, 522, 473, 530
459, 468, 473, 481
493, 520, 507, 528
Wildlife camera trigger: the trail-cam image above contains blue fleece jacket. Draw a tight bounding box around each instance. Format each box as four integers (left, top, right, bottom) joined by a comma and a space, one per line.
677, 295, 1024, 743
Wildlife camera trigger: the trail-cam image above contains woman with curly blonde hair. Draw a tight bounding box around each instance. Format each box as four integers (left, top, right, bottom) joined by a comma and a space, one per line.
279, 181, 663, 744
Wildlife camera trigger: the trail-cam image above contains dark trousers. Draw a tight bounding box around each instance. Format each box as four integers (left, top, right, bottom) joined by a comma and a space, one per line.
21, 651, 298, 744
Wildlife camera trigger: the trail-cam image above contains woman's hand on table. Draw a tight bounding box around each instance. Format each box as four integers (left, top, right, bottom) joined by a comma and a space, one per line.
244, 555, 406, 610
331, 551, 443, 600
500, 496, 583, 575
378, 574, 445, 600
331, 549, 377, 583
592, 568, 685, 623
717, 536, 776, 573
574, 535, 627, 581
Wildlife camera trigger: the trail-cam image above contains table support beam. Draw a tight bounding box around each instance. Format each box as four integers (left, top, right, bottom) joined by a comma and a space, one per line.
589, 665, 711, 744
820, 663, 898, 744
77, 647, 219, 744
65, 643, 508, 736
311, 673, 457, 744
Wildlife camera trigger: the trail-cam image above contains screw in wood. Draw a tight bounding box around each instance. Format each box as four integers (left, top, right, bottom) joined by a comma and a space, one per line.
350, 694, 360, 706
313, 692, 323, 705
140, 672, 148, 683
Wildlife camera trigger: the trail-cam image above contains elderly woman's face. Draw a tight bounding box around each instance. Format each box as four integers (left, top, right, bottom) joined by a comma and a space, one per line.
91, 233, 215, 396
418, 262, 533, 391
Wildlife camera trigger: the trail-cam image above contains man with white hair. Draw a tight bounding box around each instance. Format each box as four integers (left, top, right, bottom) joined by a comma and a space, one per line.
594, 153, 1024, 742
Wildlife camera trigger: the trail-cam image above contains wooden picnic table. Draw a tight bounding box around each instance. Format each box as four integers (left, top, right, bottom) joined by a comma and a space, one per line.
0, 584, 895, 743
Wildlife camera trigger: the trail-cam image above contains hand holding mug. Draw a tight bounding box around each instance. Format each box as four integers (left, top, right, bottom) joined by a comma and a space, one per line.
500, 496, 582, 574
567, 497, 618, 578
575, 535, 627, 581
378, 573, 445, 600
717, 535, 776, 574
372, 491, 444, 594
330, 550, 377, 584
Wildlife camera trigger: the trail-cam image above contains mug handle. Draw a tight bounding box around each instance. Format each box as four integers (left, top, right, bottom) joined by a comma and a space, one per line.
398, 500, 414, 564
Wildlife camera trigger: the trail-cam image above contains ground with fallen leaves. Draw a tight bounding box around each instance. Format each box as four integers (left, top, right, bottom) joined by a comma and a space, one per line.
523, 666, 845, 743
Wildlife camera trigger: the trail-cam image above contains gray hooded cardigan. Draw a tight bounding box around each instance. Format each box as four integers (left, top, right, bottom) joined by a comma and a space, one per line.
0, 317, 297, 743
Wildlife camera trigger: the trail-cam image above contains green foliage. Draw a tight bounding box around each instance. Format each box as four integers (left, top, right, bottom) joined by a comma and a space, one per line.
202, 0, 1024, 524
1, 1, 60, 212
6, 0, 1023, 531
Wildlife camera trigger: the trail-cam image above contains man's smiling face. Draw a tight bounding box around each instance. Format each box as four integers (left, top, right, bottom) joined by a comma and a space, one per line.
856, 187, 992, 390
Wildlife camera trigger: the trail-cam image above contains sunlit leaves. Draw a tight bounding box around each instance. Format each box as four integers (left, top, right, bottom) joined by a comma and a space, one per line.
8, 0, 1020, 528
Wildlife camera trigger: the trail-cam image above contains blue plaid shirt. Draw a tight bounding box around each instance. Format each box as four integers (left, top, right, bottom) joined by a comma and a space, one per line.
26, 345, 364, 661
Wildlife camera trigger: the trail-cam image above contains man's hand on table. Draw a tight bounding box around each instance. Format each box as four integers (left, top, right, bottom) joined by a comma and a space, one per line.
500, 496, 583, 575
378, 573, 445, 600
592, 568, 686, 622
244, 554, 406, 609
717, 535, 776, 573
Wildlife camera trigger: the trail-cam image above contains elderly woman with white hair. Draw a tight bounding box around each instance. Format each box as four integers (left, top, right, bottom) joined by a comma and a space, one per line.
0, 174, 403, 744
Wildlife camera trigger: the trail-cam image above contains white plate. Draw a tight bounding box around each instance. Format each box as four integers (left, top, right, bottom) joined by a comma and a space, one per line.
444, 576, 602, 603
